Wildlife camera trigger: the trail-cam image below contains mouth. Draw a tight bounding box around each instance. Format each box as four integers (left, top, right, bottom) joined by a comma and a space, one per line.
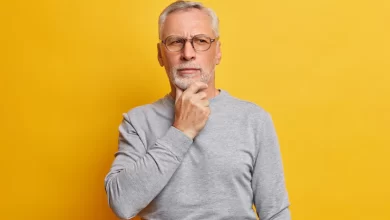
177, 68, 200, 74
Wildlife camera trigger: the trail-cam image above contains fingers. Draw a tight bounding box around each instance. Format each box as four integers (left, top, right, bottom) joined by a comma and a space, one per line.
172, 82, 210, 139
175, 82, 208, 103
175, 86, 183, 103
185, 82, 208, 95
198, 99, 210, 107
195, 91, 207, 100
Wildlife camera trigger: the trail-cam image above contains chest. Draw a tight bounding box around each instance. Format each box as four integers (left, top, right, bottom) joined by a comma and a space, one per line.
183, 117, 257, 179
144, 107, 258, 181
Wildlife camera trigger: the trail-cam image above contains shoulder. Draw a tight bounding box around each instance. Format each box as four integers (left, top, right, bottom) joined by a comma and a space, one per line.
122, 96, 169, 123
223, 91, 271, 121
124, 104, 151, 120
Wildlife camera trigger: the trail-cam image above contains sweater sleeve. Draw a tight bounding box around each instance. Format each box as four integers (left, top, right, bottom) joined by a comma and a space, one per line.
252, 113, 291, 220
104, 112, 193, 220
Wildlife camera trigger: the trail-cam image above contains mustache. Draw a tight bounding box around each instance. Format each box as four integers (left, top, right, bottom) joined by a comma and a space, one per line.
173, 63, 201, 70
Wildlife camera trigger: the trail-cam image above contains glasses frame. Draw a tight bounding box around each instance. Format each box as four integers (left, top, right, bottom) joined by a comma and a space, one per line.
161, 34, 219, 52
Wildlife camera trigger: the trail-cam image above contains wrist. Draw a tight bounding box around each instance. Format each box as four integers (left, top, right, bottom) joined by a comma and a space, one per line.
173, 123, 196, 139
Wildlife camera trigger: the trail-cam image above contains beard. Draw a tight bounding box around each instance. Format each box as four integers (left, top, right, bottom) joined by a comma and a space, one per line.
168, 62, 214, 90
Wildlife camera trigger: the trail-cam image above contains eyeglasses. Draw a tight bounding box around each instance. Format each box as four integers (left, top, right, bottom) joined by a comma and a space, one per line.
161, 34, 219, 52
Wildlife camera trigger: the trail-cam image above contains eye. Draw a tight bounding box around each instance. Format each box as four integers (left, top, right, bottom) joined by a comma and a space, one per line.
194, 37, 210, 44
167, 38, 184, 45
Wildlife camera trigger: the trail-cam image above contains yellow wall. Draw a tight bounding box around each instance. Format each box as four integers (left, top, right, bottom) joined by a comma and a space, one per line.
1, 0, 389, 219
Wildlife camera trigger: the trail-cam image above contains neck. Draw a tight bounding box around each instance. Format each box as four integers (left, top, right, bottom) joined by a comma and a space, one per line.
169, 86, 220, 100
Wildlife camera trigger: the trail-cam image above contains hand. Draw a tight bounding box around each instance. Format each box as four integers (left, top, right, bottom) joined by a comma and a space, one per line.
173, 82, 210, 139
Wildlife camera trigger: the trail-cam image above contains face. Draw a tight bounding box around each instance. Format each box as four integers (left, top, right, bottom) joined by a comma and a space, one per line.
158, 9, 222, 90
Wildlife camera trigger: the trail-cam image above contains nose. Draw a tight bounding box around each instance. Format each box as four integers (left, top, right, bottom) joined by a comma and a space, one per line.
181, 40, 196, 61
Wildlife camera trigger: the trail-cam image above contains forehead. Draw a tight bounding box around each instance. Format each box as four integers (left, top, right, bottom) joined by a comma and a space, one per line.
162, 8, 214, 39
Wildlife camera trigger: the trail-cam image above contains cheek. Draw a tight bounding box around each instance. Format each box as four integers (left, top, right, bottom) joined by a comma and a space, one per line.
202, 52, 217, 67
163, 54, 180, 69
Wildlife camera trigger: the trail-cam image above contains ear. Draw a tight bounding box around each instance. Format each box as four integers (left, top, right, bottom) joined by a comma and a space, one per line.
157, 43, 164, 67
215, 41, 222, 65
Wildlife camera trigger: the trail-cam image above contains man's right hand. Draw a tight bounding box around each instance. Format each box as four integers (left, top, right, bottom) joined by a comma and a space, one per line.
173, 82, 210, 139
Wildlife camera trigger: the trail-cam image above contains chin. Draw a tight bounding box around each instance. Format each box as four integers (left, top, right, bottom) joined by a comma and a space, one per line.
169, 70, 212, 90
173, 79, 194, 90
174, 77, 210, 90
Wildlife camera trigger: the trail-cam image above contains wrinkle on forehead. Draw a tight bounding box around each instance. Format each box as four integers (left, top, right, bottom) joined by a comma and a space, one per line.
161, 8, 214, 40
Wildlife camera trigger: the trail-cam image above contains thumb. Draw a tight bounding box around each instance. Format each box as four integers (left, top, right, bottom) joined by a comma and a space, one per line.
175, 86, 183, 103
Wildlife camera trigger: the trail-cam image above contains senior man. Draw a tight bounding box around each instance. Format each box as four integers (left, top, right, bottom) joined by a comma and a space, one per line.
105, 1, 291, 219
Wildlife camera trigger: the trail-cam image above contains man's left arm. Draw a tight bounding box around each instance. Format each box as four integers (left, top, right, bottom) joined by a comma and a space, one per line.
252, 112, 291, 220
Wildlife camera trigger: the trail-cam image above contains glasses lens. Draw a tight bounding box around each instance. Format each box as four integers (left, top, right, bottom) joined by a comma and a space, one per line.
193, 35, 211, 51
165, 36, 184, 52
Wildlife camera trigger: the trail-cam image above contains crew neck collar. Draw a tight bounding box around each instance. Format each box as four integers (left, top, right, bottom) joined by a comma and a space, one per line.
163, 89, 227, 107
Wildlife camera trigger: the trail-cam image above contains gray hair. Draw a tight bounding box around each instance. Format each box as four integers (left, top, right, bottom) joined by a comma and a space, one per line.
158, 1, 220, 40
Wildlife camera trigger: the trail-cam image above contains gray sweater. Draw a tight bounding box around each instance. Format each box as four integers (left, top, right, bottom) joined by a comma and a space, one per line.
104, 90, 290, 220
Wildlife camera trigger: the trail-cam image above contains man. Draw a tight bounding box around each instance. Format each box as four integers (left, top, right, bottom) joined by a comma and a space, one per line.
104, 1, 290, 219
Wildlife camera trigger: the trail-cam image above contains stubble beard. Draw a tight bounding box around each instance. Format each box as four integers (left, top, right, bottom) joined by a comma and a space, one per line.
169, 62, 215, 90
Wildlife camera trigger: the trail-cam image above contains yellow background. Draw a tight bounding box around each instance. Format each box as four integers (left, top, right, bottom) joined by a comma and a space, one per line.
1, 0, 389, 219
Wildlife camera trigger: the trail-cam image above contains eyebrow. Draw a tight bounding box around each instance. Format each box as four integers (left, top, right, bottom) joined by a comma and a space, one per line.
165, 34, 209, 39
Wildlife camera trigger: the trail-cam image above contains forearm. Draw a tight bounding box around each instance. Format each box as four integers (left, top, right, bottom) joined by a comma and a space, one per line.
105, 126, 192, 219
265, 206, 290, 220
253, 112, 290, 220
